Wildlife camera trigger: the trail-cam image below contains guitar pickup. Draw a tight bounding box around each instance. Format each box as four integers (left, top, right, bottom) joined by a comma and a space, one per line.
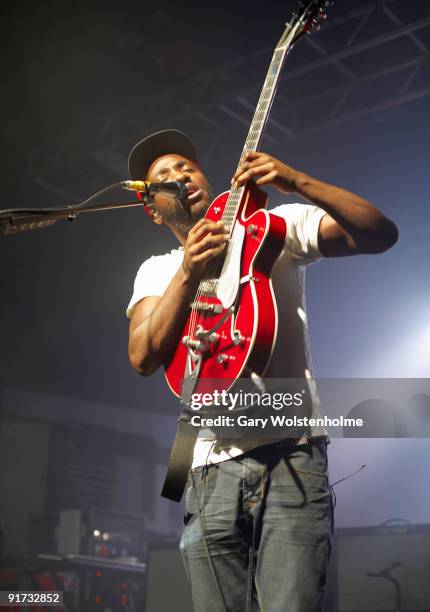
190, 301, 223, 314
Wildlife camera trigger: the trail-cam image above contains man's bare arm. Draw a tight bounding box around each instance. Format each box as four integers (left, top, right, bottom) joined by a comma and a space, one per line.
128, 219, 229, 376
232, 152, 399, 256
292, 173, 398, 256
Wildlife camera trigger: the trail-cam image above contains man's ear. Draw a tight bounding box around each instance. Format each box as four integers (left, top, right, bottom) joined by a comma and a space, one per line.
143, 200, 163, 225
152, 209, 164, 225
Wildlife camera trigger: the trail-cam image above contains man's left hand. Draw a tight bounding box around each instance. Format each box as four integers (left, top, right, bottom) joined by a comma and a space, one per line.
231, 152, 298, 194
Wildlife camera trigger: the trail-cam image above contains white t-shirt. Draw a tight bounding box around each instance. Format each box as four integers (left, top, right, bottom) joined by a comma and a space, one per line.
127, 203, 328, 467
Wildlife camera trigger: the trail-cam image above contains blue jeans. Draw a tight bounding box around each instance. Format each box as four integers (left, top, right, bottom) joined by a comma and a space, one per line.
180, 439, 333, 612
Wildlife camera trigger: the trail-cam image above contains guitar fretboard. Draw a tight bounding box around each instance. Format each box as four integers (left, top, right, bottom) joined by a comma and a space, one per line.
194, 17, 305, 296
221, 45, 293, 230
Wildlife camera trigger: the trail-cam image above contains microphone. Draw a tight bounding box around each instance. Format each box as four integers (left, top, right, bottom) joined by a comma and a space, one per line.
121, 180, 188, 200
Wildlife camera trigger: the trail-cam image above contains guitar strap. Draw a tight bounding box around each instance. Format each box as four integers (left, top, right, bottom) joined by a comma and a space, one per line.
161, 410, 198, 502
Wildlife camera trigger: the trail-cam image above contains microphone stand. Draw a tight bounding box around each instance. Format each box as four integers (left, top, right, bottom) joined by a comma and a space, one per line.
0, 199, 143, 236
0, 179, 186, 236
365, 562, 402, 612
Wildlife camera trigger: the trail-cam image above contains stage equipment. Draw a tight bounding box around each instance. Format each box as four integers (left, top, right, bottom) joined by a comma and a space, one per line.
330, 521, 430, 611
0, 553, 146, 612
56, 508, 145, 562
144, 543, 192, 612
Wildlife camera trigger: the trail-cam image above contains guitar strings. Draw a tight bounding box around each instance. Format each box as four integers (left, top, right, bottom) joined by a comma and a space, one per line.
186, 21, 299, 364
187, 74, 277, 353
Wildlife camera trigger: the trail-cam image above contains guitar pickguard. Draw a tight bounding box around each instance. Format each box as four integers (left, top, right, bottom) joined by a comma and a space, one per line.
216, 221, 245, 309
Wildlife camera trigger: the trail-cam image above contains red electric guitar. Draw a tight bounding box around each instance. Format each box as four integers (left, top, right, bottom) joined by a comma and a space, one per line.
165, 0, 331, 404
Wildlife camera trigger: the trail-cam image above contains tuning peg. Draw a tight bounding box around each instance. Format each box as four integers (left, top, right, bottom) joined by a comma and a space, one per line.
307, 20, 320, 33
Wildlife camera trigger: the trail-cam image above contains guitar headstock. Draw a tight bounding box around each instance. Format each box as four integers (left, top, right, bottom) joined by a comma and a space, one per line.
277, 0, 332, 49
296, 0, 332, 36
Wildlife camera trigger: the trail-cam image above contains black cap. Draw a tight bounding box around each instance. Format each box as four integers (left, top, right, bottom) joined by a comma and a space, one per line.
128, 129, 198, 180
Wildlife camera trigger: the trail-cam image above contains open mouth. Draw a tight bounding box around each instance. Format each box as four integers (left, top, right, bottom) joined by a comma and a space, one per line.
186, 184, 203, 203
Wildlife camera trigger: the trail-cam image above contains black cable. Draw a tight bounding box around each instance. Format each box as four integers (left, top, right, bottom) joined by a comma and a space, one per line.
330, 464, 367, 509
72, 182, 122, 209
331, 464, 367, 487
0, 182, 121, 216
330, 483, 337, 509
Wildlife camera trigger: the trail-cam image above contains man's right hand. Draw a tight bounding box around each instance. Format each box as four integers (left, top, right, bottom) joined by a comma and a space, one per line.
182, 218, 230, 280
129, 218, 229, 376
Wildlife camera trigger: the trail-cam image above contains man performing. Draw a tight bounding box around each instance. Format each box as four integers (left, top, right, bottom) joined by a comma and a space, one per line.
126, 129, 398, 612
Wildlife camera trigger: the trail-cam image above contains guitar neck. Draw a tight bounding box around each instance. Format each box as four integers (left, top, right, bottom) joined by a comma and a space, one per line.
222, 19, 302, 228
241, 47, 292, 158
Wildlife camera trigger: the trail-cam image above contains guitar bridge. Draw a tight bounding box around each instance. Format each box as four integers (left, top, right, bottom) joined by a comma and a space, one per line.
182, 336, 209, 352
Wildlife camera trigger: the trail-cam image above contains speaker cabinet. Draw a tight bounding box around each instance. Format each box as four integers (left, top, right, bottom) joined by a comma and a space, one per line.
332, 524, 430, 611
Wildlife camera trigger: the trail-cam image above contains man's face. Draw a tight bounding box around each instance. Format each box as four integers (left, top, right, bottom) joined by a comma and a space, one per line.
147, 153, 214, 236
